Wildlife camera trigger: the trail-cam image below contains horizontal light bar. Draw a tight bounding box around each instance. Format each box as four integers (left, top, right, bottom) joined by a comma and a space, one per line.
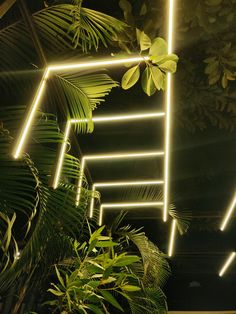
219, 252, 236, 277
84, 151, 164, 161
168, 219, 177, 257
220, 193, 236, 231
48, 56, 149, 72
99, 201, 164, 226
71, 112, 165, 124
94, 180, 164, 188
89, 180, 164, 218
101, 202, 163, 208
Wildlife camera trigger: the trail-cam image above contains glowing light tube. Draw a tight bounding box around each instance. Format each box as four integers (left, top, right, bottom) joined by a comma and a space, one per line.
84, 151, 164, 161
99, 202, 164, 226
71, 112, 165, 124
13, 56, 149, 159
163, 0, 176, 222
219, 252, 236, 277
75, 158, 85, 206
89, 180, 164, 218
13, 68, 50, 159
220, 193, 236, 231
52, 121, 71, 189
168, 219, 177, 257
53, 112, 165, 189
48, 56, 149, 72
76, 151, 164, 206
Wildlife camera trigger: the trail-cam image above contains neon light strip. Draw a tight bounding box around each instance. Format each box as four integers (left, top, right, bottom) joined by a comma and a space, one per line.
52, 121, 71, 189
84, 151, 164, 161
48, 56, 149, 72
168, 219, 177, 257
89, 180, 164, 218
71, 112, 165, 124
220, 193, 236, 231
53, 112, 165, 189
163, 0, 175, 222
219, 252, 236, 277
99, 202, 164, 226
13, 68, 50, 159
76, 151, 164, 205
13, 56, 149, 159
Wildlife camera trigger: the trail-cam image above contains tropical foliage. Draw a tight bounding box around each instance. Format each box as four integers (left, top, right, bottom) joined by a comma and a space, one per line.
0, 1, 183, 313
45, 222, 170, 313
118, 0, 236, 131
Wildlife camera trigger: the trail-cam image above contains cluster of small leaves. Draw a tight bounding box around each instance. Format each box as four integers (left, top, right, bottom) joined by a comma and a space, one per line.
121, 30, 178, 96
204, 42, 236, 87
47, 226, 142, 313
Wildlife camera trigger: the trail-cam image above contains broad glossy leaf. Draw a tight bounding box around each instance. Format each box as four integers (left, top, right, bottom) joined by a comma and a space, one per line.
149, 37, 168, 56
141, 66, 156, 96
121, 65, 140, 90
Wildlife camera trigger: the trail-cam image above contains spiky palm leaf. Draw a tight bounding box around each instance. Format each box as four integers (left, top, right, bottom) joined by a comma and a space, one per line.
0, 3, 127, 71
0, 108, 89, 294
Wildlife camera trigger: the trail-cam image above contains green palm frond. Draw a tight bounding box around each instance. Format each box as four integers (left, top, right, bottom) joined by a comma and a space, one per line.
0, 4, 127, 72
0, 107, 89, 293
49, 71, 119, 133
169, 209, 191, 235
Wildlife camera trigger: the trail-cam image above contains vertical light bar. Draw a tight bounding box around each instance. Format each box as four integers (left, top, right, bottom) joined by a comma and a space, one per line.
52, 121, 71, 189
89, 185, 96, 218
99, 205, 104, 226
219, 252, 236, 277
220, 193, 236, 231
75, 158, 85, 206
163, 0, 175, 222
13, 68, 50, 159
168, 219, 176, 257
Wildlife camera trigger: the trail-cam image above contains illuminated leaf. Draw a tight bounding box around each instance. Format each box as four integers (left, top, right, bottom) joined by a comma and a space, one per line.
121, 65, 140, 90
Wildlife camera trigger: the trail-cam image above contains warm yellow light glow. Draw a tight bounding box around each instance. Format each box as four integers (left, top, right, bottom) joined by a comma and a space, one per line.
71, 112, 165, 124
84, 151, 164, 161
52, 121, 71, 189
168, 219, 177, 257
75, 158, 85, 206
94, 180, 164, 188
48, 56, 149, 72
76, 151, 164, 206
168, 0, 175, 54
163, 0, 175, 222
13, 68, 50, 159
220, 193, 236, 231
89, 185, 96, 218
99, 202, 164, 226
53, 112, 165, 191
219, 252, 236, 277
89, 180, 164, 218
13, 56, 149, 159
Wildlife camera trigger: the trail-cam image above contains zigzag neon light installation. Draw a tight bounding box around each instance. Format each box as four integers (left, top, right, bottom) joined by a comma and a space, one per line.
89, 180, 164, 218
75, 151, 164, 206
12, 56, 149, 159
52, 112, 165, 190
220, 192, 236, 231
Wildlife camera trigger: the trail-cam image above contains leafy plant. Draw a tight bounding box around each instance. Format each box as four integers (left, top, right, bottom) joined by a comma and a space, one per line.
121, 30, 179, 95
46, 219, 170, 314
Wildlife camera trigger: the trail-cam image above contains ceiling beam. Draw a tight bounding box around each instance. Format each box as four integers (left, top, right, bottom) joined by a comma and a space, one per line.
17, 0, 47, 66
